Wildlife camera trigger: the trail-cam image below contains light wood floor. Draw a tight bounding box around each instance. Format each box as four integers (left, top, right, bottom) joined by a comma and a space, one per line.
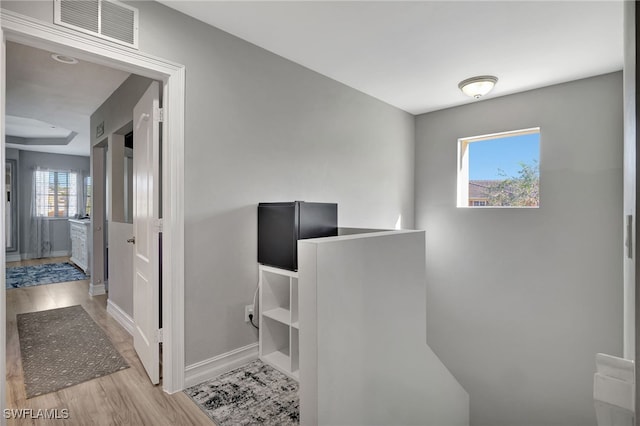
6, 258, 214, 425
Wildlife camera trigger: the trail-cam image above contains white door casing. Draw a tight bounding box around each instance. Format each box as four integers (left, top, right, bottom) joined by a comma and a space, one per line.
0, 22, 7, 426
0, 8, 185, 396
133, 81, 161, 385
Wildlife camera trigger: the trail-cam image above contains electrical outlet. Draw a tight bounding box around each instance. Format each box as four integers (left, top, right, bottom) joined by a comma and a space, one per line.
244, 305, 254, 323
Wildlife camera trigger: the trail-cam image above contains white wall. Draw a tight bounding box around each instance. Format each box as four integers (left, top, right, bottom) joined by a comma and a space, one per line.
1, 2, 416, 366
415, 72, 623, 426
298, 230, 468, 426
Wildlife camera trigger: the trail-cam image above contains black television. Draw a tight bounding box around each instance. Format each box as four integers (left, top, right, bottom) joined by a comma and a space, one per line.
258, 201, 338, 271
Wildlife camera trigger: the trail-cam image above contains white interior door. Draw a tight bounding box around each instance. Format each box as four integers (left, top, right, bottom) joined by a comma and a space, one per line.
132, 81, 161, 384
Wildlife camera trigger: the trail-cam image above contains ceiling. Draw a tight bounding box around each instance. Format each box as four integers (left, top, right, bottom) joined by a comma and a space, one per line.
5, 41, 130, 156
158, 0, 624, 114
3, 1, 624, 157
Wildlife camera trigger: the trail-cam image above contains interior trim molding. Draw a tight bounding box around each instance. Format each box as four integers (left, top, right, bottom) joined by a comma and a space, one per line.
106, 300, 135, 335
0, 9, 182, 75
0, 22, 7, 426
1, 8, 186, 394
184, 343, 259, 388
5, 253, 21, 263
89, 282, 106, 297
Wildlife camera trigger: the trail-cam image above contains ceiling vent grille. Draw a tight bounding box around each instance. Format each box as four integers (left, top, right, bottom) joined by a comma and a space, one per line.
54, 0, 138, 49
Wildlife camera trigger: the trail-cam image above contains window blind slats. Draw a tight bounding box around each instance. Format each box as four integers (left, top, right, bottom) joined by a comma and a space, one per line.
34, 170, 79, 218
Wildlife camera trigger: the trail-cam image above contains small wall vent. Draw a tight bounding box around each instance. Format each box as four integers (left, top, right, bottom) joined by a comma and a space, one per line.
54, 0, 138, 49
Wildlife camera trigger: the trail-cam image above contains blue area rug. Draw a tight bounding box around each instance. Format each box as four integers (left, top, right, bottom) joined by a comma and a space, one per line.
6, 262, 88, 289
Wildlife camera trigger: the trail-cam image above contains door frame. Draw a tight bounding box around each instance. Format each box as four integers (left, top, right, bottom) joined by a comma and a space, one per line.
0, 8, 186, 397
0, 18, 7, 426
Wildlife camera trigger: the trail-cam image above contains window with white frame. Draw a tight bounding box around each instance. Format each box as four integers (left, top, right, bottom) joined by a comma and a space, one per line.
34, 170, 79, 218
457, 128, 540, 208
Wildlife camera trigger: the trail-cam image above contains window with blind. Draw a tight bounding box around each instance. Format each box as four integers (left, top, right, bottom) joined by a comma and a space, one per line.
34, 170, 79, 218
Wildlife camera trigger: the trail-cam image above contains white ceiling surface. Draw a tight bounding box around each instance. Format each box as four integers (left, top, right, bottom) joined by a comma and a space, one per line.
5, 42, 130, 156
158, 0, 623, 115
5, 116, 74, 139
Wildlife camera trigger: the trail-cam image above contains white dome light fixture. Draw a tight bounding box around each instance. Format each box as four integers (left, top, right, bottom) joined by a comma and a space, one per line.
51, 53, 78, 65
458, 75, 498, 99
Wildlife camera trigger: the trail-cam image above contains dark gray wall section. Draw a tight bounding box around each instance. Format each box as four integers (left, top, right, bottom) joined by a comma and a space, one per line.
90, 74, 152, 147
18, 150, 90, 257
415, 72, 623, 426
6, 148, 20, 254
7, 149, 19, 161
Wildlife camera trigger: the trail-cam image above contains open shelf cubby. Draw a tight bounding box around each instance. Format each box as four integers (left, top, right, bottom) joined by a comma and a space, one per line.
259, 265, 299, 380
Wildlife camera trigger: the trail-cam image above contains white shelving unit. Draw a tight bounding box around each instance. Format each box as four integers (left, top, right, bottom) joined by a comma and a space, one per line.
259, 264, 299, 380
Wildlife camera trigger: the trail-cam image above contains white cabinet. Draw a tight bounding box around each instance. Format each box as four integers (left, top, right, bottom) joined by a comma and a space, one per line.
69, 219, 90, 275
259, 264, 299, 380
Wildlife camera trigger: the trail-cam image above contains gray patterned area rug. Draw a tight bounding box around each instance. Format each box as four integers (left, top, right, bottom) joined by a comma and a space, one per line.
185, 360, 299, 425
17, 305, 129, 398
6, 262, 88, 289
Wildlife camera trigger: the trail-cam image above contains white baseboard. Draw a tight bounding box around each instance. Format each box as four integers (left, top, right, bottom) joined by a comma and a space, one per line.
89, 281, 106, 296
106, 300, 134, 335
19, 250, 71, 260
6, 253, 21, 262
184, 343, 258, 388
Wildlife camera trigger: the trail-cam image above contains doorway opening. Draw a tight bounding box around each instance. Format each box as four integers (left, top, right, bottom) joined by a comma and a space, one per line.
1, 9, 186, 408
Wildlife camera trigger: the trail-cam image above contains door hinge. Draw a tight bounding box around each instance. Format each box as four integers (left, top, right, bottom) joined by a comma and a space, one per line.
154, 107, 164, 123
626, 214, 633, 259
154, 218, 163, 233
157, 328, 163, 343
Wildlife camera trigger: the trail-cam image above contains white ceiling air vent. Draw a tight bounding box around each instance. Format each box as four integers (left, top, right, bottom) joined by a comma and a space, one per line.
54, 0, 138, 49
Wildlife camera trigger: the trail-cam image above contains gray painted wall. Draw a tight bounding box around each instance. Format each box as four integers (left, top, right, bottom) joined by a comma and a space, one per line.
2, 2, 415, 365
1, 3, 626, 424
90, 74, 153, 317
132, 1, 415, 365
17, 150, 90, 258
415, 72, 623, 426
7, 148, 19, 161
90, 75, 152, 147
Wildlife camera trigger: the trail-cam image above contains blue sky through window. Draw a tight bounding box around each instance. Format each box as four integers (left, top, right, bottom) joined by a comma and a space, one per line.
468, 132, 540, 180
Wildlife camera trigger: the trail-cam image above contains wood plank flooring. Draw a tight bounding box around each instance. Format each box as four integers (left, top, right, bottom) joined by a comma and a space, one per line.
5, 258, 214, 425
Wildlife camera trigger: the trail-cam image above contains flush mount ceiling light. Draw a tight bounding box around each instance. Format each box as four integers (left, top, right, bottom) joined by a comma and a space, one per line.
458, 75, 498, 99
50, 53, 78, 65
